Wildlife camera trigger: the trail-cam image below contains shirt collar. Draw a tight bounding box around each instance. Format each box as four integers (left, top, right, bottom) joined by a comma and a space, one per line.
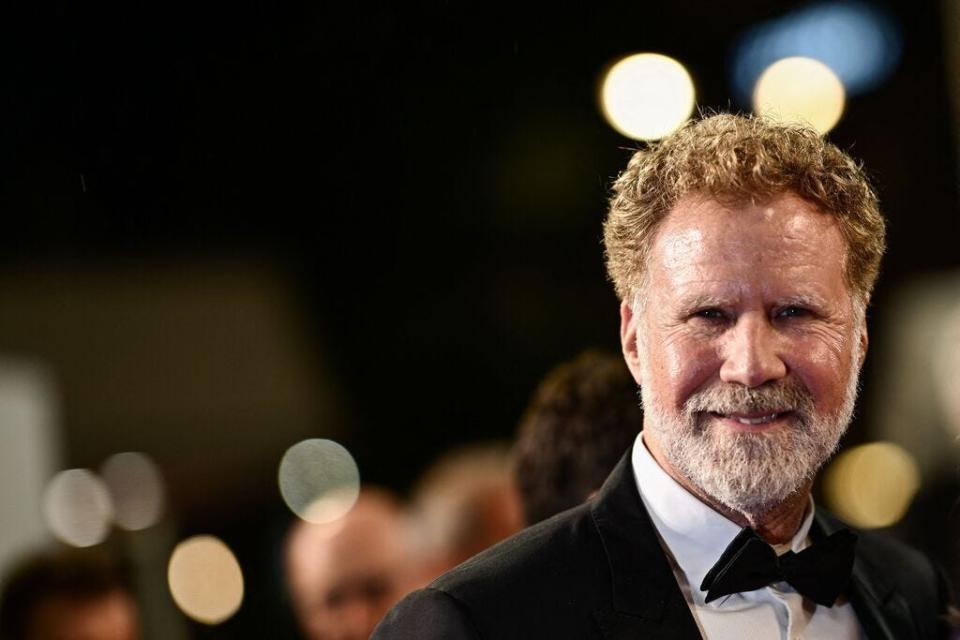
631, 431, 815, 604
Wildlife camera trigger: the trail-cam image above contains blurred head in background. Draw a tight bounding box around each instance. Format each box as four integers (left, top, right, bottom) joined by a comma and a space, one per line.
513, 350, 642, 525
0, 549, 139, 640
284, 488, 413, 640
409, 442, 523, 584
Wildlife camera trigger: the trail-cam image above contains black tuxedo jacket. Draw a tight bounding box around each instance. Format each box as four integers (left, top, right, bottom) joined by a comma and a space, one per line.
373, 452, 952, 639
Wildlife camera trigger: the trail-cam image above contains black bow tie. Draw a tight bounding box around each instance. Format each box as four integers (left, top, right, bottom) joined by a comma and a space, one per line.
700, 527, 857, 607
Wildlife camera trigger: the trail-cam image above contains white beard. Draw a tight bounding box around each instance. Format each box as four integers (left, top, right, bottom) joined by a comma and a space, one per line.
640, 359, 860, 516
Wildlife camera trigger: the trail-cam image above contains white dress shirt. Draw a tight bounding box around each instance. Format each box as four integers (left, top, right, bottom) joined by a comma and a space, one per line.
631, 433, 864, 640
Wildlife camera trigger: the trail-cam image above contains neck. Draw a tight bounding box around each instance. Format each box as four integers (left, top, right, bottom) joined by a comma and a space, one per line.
642, 432, 811, 545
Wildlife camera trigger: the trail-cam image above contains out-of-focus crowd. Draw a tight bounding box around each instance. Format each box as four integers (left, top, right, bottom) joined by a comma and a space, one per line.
0, 351, 640, 640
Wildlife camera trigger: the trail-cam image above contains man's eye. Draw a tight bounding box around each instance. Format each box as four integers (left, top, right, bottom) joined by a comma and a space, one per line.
777, 306, 810, 319
693, 308, 725, 320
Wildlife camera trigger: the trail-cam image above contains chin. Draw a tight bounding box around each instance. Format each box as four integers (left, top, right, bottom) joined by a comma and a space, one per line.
653, 407, 847, 515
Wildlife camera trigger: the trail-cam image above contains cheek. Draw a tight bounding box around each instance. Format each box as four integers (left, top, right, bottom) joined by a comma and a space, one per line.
645, 335, 719, 406
786, 335, 856, 407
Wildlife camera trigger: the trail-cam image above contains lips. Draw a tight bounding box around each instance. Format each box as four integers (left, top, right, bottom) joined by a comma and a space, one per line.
708, 410, 794, 426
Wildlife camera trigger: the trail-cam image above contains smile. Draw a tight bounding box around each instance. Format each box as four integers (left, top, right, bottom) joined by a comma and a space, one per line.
709, 411, 793, 427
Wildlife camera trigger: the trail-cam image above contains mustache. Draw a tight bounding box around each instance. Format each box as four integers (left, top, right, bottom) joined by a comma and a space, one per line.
684, 379, 815, 417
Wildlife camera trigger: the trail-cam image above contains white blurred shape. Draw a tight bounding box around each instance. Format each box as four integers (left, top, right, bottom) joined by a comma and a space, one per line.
600, 53, 695, 141
42, 469, 113, 547
933, 302, 960, 433
278, 439, 360, 523
753, 56, 845, 134
167, 535, 244, 625
824, 442, 920, 529
0, 361, 59, 570
101, 451, 166, 531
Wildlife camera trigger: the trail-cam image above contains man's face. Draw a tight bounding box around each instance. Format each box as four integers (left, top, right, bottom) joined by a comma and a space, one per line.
620, 192, 867, 513
28, 591, 139, 640
286, 499, 412, 640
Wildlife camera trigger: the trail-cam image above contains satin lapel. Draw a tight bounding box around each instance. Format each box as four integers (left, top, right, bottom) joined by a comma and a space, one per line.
590, 453, 703, 640
813, 512, 918, 640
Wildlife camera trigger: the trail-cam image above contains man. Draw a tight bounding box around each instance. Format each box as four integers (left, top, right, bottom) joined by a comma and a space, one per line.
373, 114, 952, 638
284, 488, 415, 640
408, 443, 523, 585
0, 549, 140, 640
513, 350, 641, 524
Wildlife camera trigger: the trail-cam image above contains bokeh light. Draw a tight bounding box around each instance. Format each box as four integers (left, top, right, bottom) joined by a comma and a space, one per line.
100, 452, 166, 531
167, 535, 244, 625
933, 302, 960, 433
599, 53, 695, 141
824, 442, 920, 529
42, 469, 114, 547
278, 439, 360, 523
753, 57, 845, 134
731, 1, 901, 102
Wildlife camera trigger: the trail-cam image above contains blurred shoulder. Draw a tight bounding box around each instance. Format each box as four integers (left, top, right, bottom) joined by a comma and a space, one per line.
375, 502, 610, 639
372, 587, 482, 640
432, 500, 604, 597
854, 526, 948, 598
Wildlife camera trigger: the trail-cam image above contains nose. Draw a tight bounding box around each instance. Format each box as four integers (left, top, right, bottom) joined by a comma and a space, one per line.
719, 313, 787, 387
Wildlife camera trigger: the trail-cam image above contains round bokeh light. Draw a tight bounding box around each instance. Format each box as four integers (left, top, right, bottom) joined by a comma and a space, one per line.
278, 439, 360, 523
167, 535, 244, 625
824, 441, 920, 529
753, 56, 845, 134
42, 469, 114, 548
600, 53, 695, 141
100, 451, 166, 531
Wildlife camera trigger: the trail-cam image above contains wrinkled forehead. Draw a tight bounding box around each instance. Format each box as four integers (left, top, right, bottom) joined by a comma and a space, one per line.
644, 193, 851, 302
659, 192, 843, 254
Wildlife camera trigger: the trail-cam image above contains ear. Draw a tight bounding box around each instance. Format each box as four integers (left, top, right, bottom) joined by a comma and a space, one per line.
620, 300, 645, 386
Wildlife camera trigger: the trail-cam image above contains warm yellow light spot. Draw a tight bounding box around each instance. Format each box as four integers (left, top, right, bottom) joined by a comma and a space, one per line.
101, 452, 166, 531
167, 535, 244, 625
278, 439, 360, 523
600, 53, 696, 141
824, 442, 920, 528
753, 56, 845, 134
42, 469, 114, 547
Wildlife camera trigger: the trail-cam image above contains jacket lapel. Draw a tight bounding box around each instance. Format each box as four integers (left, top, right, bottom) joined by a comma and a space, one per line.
590, 453, 703, 640
813, 511, 918, 640
587, 454, 923, 640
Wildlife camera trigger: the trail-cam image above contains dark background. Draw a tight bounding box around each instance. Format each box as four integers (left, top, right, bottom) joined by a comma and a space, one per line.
0, 1, 956, 636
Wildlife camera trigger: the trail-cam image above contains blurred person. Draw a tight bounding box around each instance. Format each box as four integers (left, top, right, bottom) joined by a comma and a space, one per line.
0, 549, 139, 640
513, 350, 642, 525
376, 114, 952, 638
409, 443, 523, 584
284, 488, 413, 640
867, 277, 960, 589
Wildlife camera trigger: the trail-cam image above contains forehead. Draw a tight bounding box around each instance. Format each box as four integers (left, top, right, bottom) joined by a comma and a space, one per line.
648, 193, 849, 302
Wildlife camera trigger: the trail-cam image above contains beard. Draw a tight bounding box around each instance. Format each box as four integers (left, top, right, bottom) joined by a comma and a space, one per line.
640, 365, 860, 516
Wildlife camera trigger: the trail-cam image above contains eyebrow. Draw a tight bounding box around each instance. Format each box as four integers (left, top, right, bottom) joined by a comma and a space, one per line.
675, 292, 830, 313
777, 293, 830, 309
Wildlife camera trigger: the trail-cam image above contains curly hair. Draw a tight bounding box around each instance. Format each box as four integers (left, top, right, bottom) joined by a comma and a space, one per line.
603, 113, 886, 304
513, 350, 641, 525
